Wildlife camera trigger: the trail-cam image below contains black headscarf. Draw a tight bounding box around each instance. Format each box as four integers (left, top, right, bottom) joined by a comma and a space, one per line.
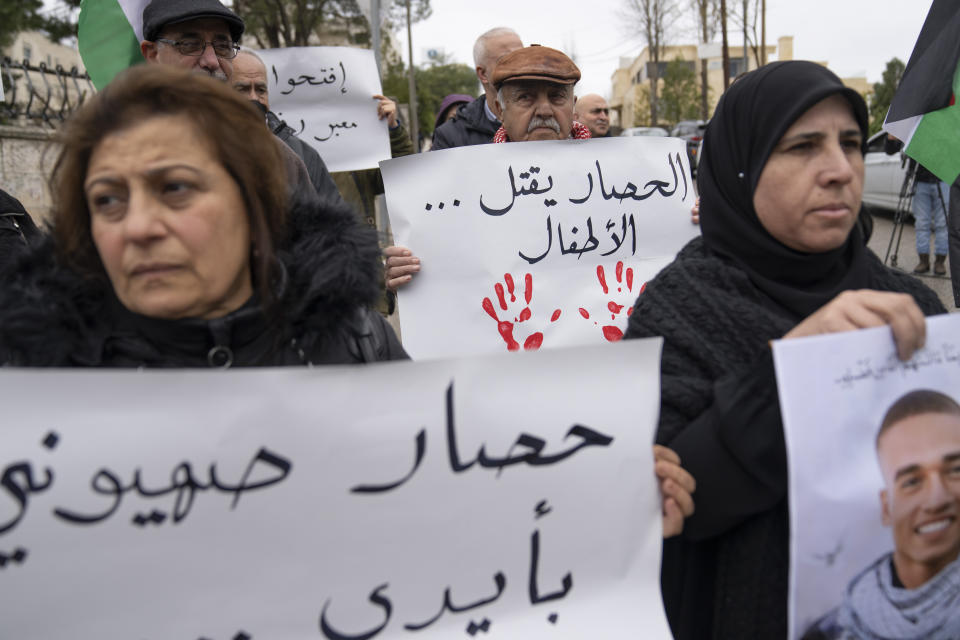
698, 60, 872, 319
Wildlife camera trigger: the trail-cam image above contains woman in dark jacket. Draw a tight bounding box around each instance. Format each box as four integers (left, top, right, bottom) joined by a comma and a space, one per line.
0, 65, 405, 367
0, 188, 41, 273
624, 61, 945, 639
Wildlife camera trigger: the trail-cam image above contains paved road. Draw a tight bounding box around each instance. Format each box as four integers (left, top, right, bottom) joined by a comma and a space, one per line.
867, 210, 957, 312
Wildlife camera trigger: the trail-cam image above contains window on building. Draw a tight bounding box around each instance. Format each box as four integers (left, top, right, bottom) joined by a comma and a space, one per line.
643, 61, 670, 82
642, 60, 690, 83
23, 44, 32, 63
729, 58, 747, 78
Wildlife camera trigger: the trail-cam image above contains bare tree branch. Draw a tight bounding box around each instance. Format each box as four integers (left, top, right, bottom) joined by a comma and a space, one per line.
621, 0, 680, 126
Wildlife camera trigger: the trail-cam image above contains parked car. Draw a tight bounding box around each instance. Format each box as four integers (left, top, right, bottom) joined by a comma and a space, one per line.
863, 131, 909, 213
670, 120, 706, 176
621, 126, 669, 137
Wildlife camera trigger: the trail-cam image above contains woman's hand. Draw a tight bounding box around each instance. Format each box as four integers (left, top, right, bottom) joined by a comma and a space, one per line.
784, 290, 926, 361
691, 196, 700, 225
383, 246, 420, 292
654, 444, 696, 538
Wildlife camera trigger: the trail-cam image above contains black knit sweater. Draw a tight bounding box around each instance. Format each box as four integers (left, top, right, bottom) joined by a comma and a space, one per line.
624, 237, 946, 640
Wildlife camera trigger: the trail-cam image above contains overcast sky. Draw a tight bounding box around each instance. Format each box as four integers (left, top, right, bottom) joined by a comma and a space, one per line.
399, 0, 932, 98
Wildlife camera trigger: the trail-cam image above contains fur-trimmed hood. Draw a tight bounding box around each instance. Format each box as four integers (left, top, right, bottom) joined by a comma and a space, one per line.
0, 196, 387, 367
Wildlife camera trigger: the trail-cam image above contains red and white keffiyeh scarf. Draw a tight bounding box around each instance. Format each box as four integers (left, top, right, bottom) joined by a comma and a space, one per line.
493, 121, 592, 143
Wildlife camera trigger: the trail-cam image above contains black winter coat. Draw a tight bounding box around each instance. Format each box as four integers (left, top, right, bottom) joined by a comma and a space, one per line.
430, 95, 500, 151
0, 197, 407, 368
624, 237, 945, 640
0, 189, 41, 274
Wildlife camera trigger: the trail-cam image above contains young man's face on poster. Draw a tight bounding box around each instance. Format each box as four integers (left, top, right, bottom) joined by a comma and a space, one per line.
878, 411, 960, 585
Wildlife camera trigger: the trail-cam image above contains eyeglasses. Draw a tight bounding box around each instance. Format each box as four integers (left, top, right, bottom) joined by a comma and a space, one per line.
156, 38, 240, 59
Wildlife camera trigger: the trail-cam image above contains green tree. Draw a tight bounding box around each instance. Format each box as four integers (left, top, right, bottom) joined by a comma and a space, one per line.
621, 0, 680, 127
869, 57, 905, 136
232, 0, 366, 48
384, 0, 432, 26
2, 0, 80, 105
39, 0, 82, 44
692, 0, 719, 120
632, 85, 652, 127
659, 57, 701, 127
1, 0, 80, 52
1, 1, 43, 52
382, 59, 477, 136
233, 0, 430, 49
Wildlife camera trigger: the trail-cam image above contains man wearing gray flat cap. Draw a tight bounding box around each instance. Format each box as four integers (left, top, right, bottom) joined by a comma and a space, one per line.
140, 0, 243, 81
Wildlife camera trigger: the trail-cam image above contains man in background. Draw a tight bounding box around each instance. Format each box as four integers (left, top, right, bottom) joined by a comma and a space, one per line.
430, 27, 523, 150
139, 0, 242, 81
575, 93, 617, 138
232, 48, 412, 314
232, 48, 343, 204
140, 0, 341, 208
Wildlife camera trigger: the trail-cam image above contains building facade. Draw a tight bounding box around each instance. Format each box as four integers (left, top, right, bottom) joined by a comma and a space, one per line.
609, 36, 867, 130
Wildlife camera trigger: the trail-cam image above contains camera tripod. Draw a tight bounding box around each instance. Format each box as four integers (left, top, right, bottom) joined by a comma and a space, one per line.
883, 158, 950, 277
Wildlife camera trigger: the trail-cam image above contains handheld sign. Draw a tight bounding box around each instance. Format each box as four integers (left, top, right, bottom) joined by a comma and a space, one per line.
381, 136, 698, 359
773, 313, 960, 640
259, 46, 391, 172
0, 341, 672, 639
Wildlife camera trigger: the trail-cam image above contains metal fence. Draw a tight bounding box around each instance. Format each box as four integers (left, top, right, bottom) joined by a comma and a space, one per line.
1, 57, 95, 127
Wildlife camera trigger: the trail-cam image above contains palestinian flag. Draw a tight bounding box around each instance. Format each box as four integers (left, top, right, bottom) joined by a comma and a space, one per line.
883, 0, 960, 184
78, 0, 149, 90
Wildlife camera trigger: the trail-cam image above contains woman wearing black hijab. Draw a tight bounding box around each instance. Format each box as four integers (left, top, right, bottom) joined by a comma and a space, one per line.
624, 61, 945, 639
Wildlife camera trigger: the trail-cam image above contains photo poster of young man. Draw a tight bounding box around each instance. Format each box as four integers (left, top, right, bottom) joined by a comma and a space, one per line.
773, 314, 960, 640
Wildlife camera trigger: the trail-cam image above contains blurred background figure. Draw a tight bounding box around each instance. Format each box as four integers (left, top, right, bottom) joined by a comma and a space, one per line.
231, 47, 343, 207
430, 27, 523, 151
575, 93, 619, 138
911, 168, 950, 275
435, 93, 474, 129
0, 188, 41, 272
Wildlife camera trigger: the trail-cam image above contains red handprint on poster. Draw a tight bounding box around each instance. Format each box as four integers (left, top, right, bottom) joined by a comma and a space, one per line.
577, 261, 646, 342
481, 273, 561, 352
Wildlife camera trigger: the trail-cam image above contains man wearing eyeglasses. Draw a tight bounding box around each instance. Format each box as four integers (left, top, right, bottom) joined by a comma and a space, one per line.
139, 0, 243, 82
138, 0, 345, 210
573, 93, 614, 138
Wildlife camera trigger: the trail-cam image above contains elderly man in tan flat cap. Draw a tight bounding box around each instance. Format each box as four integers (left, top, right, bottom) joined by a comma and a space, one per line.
489, 44, 590, 143
385, 45, 590, 290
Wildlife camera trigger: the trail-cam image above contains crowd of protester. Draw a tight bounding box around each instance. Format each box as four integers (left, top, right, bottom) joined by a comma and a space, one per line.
0, 1, 956, 638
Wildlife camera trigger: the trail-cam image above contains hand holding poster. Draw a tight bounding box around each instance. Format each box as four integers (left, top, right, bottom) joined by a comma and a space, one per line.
773, 313, 960, 640
0, 341, 672, 639
381, 136, 699, 359
258, 47, 391, 172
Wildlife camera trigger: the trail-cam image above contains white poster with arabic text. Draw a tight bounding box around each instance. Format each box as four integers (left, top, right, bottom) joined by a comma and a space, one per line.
381, 136, 698, 359
0, 340, 672, 639
258, 46, 391, 172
